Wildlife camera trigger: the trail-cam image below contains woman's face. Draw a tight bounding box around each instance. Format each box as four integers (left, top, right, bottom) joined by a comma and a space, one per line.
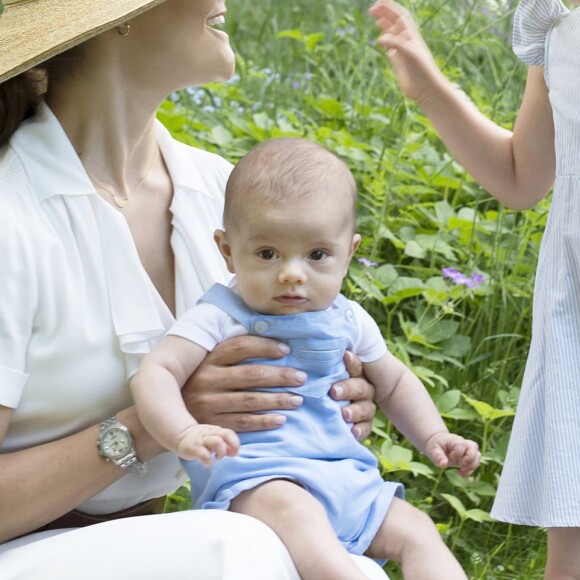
135, 0, 235, 89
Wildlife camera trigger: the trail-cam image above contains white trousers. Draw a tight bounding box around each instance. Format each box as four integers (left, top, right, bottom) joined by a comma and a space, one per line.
0, 511, 388, 579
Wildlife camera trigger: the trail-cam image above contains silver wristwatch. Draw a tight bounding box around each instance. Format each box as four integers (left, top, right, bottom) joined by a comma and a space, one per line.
97, 417, 149, 478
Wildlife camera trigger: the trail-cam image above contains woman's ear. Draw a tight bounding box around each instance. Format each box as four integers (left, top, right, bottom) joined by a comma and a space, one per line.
214, 229, 236, 273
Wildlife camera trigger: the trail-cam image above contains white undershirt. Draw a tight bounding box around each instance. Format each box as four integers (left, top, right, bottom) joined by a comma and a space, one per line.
169, 296, 388, 363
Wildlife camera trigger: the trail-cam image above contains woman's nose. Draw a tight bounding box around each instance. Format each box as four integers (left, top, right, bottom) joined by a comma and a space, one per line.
278, 261, 306, 284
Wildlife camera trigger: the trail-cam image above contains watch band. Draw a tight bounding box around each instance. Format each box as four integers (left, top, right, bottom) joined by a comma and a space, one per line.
119, 452, 149, 478
98, 417, 149, 478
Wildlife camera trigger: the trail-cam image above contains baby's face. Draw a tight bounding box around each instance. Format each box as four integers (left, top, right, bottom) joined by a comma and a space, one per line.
216, 193, 360, 315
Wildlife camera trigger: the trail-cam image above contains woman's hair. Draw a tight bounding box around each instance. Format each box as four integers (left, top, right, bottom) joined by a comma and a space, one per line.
0, 44, 87, 147
0, 71, 42, 147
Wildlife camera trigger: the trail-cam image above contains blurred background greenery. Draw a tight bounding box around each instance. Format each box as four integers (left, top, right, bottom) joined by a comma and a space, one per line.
163, 1, 549, 577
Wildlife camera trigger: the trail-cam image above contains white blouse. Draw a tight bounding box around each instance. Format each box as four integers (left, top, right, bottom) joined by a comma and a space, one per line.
0, 103, 232, 513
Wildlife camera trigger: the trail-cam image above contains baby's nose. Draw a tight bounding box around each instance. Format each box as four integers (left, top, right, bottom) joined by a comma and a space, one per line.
278, 261, 306, 284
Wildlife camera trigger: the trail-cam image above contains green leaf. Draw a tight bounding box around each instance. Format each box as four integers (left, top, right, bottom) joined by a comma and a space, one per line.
210, 125, 233, 147
373, 264, 399, 288
436, 390, 461, 413
464, 509, 496, 523
441, 493, 466, 518
464, 397, 515, 421
439, 335, 471, 357
305, 33, 326, 52
422, 320, 460, 344
441, 408, 479, 421
404, 240, 427, 259
276, 29, 303, 41
349, 271, 384, 301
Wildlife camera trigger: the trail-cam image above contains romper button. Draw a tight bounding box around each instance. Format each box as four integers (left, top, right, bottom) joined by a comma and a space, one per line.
254, 320, 269, 334
345, 309, 355, 323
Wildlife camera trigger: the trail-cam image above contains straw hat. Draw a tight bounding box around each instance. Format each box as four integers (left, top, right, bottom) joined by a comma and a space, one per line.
0, 0, 168, 83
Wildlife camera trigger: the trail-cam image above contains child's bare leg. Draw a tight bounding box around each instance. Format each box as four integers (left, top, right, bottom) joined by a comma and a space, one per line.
230, 479, 368, 580
545, 527, 580, 580
366, 497, 466, 580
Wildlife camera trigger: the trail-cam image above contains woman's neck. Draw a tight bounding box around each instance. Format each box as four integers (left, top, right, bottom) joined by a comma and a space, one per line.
45, 34, 167, 191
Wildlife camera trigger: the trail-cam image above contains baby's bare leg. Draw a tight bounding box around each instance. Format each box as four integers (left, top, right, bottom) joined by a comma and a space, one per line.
366, 497, 466, 580
230, 480, 368, 580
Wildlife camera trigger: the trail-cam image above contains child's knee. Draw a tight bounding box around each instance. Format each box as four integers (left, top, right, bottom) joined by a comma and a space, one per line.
402, 504, 441, 546
367, 499, 442, 561
231, 479, 320, 521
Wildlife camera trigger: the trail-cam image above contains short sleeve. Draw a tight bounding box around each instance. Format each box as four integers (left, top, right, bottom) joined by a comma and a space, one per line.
513, 0, 569, 65
168, 302, 246, 352
0, 176, 38, 408
349, 301, 388, 363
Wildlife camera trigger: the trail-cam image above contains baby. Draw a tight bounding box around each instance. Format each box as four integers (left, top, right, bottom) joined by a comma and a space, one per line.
131, 138, 480, 579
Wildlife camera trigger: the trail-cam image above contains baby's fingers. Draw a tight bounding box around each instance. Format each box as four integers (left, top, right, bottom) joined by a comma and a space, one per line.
453, 440, 481, 477
429, 445, 449, 469
205, 429, 240, 460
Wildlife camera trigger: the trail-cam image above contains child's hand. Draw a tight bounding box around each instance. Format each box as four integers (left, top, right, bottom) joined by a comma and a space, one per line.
424, 432, 481, 477
368, 1, 445, 106
177, 424, 240, 466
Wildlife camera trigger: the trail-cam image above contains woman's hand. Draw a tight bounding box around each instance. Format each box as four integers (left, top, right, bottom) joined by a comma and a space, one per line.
182, 339, 377, 440
182, 335, 306, 432
329, 351, 377, 441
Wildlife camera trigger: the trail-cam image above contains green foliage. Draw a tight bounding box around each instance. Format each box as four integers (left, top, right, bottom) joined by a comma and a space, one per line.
164, 0, 547, 576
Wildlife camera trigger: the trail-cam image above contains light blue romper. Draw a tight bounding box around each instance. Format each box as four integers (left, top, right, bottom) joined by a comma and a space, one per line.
491, 0, 580, 527
182, 284, 404, 555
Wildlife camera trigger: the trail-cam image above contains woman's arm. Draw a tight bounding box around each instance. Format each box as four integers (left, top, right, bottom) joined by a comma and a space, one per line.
0, 404, 163, 543
1, 337, 375, 542
370, 1, 556, 210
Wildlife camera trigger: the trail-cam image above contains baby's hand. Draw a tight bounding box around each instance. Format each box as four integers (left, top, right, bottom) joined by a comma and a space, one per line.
368, 1, 445, 105
177, 424, 240, 466
425, 432, 481, 477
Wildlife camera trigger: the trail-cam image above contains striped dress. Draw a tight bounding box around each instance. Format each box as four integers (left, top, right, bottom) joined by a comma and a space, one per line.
490, 0, 580, 527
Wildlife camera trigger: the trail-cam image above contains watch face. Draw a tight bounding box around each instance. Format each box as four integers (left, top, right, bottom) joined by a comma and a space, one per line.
101, 427, 132, 459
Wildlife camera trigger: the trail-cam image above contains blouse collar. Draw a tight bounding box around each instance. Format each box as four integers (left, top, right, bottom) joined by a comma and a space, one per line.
10, 101, 217, 202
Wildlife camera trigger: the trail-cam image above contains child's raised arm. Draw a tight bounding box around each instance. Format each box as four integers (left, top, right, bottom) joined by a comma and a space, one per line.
369, 1, 555, 210
130, 336, 239, 465
363, 352, 480, 477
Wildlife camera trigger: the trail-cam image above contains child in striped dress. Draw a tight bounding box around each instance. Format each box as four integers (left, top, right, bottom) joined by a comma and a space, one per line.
370, 0, 580, 576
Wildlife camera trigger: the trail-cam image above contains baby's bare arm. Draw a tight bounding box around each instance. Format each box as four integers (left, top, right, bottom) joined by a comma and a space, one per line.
130, 335, 211, 455
364, 352, 449, 454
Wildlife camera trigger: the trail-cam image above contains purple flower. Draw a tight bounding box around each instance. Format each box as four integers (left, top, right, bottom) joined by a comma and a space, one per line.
442, 267, 484, 288
292, 80, 301, 90
359, 257, 378, 267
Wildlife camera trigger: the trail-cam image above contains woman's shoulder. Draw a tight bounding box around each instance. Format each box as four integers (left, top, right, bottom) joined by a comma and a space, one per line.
0, 144, 36, 215
513, 0, 569, 65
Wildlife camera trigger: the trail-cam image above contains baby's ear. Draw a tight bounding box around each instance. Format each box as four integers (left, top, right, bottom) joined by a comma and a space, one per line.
350, 234, 361, 258
214, 229, 236, 273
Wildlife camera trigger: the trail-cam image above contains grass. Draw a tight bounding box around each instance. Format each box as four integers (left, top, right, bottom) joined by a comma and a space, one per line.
162, 0, 548, 576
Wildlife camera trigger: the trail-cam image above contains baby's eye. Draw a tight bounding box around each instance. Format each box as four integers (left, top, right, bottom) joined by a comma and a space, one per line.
309, 250, 328, 261
258, 249, 277, 260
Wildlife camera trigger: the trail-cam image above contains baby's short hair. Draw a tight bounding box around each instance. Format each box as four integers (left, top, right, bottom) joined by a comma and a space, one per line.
223, 138, 357, 231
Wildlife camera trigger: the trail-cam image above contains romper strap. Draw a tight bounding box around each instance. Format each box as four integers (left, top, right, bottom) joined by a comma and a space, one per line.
200, 283, 255, 329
